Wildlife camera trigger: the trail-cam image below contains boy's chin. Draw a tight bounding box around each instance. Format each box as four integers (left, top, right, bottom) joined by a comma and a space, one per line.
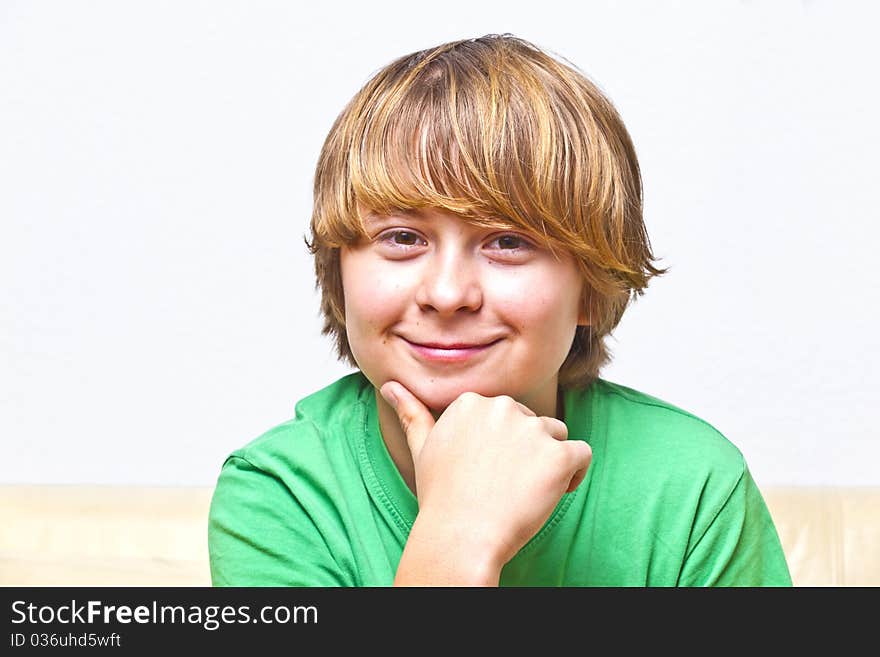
405, 381, 505, 416
368, 369, 516, 416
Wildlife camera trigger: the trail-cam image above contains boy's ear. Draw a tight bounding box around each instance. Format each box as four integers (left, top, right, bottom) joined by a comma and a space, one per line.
577, 307, 591, 327
577, 294, 592, 327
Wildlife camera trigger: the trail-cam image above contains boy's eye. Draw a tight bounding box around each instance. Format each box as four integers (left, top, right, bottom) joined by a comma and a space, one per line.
390, 231, 421, 246
376, 229, 426, 250
487, 234, 533, 251
494, 235, 525, 249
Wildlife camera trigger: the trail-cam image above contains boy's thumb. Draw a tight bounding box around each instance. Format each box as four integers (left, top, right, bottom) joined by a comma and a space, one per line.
379, 381, 435, 458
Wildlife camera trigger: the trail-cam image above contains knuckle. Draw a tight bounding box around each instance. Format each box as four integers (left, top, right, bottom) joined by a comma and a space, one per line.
569, 440, 592, 465
578, 440, 594, 461
548, 418, 568, 439
495, 395, 518, 411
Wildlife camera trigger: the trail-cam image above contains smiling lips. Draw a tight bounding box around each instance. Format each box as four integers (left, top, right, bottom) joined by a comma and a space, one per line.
401, 337, 502, 363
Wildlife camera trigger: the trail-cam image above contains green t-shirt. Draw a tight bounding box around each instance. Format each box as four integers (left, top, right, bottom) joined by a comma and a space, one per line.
208, 372, 791, 586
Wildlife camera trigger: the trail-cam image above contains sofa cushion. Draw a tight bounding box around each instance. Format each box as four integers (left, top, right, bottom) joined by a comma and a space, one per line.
2, 485, 878, 586
763, 486, 880, 586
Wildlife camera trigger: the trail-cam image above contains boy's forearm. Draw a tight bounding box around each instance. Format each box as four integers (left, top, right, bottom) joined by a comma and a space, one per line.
393, 511, 504, 587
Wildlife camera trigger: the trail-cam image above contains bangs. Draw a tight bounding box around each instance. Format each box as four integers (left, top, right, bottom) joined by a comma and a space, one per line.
315, 42, 592, 250
350, 67, 539, 231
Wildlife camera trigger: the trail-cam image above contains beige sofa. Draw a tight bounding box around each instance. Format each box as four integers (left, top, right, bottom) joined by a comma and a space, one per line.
1, 485, 877, 586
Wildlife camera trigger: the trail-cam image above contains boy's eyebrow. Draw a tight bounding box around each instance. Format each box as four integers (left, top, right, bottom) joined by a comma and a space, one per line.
363, 209, 423, 224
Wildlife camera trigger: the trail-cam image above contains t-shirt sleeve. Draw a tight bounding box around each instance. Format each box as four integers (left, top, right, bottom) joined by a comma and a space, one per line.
208, 454, 353, 586
678, 463, 792, 586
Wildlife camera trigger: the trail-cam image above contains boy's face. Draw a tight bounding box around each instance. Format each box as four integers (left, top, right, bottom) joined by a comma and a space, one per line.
340, 208, 588, 416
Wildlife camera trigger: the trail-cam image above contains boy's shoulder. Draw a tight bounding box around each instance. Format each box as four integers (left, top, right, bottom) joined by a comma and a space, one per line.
292, 370, 373, 422
591, 378, 745, 474
227, 371, 371, 469
594, 378, 712, 422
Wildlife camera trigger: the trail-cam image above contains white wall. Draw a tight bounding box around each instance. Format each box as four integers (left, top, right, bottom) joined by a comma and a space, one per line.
2, 0, 878, 488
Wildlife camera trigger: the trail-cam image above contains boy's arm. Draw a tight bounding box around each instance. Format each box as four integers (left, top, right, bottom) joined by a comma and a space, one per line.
208, 455, 352, 587
677, 463, 792, 587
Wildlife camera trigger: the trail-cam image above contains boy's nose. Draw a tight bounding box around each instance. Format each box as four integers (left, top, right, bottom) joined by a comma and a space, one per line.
414, 251, 482, 315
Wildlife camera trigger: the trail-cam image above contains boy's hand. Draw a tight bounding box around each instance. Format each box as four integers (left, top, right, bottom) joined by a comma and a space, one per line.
380, 380, 592, 577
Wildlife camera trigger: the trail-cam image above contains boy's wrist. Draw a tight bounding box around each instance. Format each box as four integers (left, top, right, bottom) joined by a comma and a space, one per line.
394, 510, 505, 586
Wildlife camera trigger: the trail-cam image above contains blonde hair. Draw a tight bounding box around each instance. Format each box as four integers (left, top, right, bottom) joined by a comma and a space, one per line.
306, 34, 668, 389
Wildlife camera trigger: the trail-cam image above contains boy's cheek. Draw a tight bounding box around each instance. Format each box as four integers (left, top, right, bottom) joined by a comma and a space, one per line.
344, 285, 411, 345
343, 257, 402, 310
348, 277, 408, 320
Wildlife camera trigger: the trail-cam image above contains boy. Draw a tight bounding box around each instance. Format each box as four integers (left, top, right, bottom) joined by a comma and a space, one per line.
208, 34, 791, 586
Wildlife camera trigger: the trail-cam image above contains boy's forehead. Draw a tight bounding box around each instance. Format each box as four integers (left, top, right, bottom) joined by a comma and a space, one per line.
361, 207, 514, 229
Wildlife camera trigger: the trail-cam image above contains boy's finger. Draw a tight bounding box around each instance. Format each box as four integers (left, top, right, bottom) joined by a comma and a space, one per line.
379, 381, 436, 458
564, 441, 593, 493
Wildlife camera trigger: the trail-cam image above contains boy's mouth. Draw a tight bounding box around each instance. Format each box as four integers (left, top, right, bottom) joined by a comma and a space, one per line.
399, 337, 503, 363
